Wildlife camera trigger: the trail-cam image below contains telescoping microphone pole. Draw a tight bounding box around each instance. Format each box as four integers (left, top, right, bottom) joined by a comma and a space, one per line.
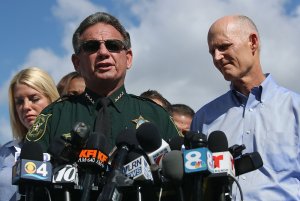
48, 122, 90, 201
97, 128, 137, 201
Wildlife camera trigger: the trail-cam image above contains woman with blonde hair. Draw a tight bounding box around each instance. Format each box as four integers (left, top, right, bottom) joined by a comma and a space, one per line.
0, 67, 59, 201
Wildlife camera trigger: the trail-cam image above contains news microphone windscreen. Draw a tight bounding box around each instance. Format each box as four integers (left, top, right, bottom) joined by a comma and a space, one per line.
115, 128, 139, 149
161, 150, 184, 183
168, 135, 184, 150
71, 122, 90, 148
235, 152, 263, 176
73, 122, 90, 139
20, 141, 43, 161
184, 131, 207, 149
126, 150, 146, 163
48, 136, 65, 157
136, 122, 162, 152
86, 132, 110, 155
208, 130, 228, 152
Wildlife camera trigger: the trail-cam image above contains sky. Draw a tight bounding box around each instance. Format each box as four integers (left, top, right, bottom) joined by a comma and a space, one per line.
1, 0, 300, 145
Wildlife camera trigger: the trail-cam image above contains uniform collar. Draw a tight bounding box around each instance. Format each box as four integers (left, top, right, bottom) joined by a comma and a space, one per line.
83, 85, 127, 112
108, 85, 127, 112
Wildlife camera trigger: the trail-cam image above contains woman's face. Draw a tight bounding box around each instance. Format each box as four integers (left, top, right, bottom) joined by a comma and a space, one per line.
13, 83, 50, 129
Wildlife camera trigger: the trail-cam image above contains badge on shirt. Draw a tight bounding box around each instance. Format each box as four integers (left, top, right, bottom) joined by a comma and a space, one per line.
132, 115, 149, 129
26, 114, 52, 141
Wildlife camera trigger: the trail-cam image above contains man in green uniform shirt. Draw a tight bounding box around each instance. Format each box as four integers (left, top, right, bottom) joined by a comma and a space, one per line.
26, 12, 179, 150
26, 11, 180, 201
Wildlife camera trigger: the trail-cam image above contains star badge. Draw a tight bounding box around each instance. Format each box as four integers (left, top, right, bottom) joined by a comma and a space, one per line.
132, 115, 149, 129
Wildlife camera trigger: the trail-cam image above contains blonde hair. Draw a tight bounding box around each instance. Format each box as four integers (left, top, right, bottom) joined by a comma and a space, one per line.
57, 71, 84, 96
8, 67, 59, 141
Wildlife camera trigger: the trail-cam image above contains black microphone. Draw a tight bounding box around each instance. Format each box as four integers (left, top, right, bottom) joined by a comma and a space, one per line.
229, 144, 246, 158
183, 131, 208, 150
98, 128, 137, 201
168, 135, 184, 151
78, 132, 110, 201
235, 152, 263, 176
136, 122, 170, 166
12, 141, 52, 201
48, 122, 90, 165
136, 122, 161, 152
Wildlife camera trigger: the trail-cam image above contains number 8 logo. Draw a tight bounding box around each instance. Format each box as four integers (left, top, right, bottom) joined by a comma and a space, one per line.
185, 151, 202, 170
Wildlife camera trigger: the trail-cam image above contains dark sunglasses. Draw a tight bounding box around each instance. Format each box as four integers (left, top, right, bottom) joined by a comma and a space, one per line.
79, 39, 126, 54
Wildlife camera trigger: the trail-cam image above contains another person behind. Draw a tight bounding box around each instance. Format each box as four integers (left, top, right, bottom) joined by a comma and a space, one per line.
57, 71, 85, 96
26, 12, 180, 201
191, 15, 300, 200
0, 67, 59, 201
140, 89, 172, 113
171, 103, 195, 135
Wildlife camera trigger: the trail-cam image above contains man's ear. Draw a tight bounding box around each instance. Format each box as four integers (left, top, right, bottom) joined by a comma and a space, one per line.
249, 33, 259, 53
126, 49, 133, 70
72, 54, 80, 72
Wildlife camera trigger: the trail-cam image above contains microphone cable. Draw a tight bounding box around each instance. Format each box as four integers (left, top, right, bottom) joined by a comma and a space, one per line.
227, 175, 243, 201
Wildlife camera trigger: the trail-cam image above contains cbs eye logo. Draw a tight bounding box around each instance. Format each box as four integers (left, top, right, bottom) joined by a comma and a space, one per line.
24, 162, 36, 174
23, 161, 49, 177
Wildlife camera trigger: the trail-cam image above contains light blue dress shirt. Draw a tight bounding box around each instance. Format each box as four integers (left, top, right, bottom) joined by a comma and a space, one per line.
191, 74, 300, 201
0, 140, 22, 201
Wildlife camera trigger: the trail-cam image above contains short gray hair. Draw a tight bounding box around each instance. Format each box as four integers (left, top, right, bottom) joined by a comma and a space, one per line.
72, 12, 131, 54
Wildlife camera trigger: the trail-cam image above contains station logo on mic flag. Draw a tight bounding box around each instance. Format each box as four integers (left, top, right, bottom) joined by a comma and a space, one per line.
183, 148, 214, 173
212, 152, 235, 176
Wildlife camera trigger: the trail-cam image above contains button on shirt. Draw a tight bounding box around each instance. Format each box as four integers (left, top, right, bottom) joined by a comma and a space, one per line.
191, 74, 300, 201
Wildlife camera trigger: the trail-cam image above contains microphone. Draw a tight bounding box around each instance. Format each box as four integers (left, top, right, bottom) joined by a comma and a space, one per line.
52, 163, 80, 201
208, 131, 235, 177
235, 151, 263, 176
48, 122, 90, 164
205, 130, 236, 201
168, 135, 184, 151
78, 132, 110, 201
98, 128, 137, 201
161, 150, 187, 201
184, 131, 208, 149
136, 122, 171, 166
52, 164, 79, 185
161, 150, 184, 184
182, 131, 214, 201
229, 144, 246, 159
12, 141, 52, 201
123, 153, 153, 182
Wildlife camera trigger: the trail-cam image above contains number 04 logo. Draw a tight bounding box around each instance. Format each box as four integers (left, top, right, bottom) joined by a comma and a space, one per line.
24, 162, 49, 176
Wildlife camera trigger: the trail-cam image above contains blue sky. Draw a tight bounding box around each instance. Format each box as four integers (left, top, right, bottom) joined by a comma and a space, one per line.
1, 0, 300, 144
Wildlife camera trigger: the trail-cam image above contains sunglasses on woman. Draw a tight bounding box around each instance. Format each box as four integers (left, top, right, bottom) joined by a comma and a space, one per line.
79, 39, 127, 54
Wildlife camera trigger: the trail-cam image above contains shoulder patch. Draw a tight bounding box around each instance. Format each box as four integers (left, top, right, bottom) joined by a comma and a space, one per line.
26, 114, 52, 141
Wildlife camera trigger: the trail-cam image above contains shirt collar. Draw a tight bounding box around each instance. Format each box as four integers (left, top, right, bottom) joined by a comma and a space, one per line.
3, 140, 23, 152
231, 73, 274, 105
259, 73, 279, 103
